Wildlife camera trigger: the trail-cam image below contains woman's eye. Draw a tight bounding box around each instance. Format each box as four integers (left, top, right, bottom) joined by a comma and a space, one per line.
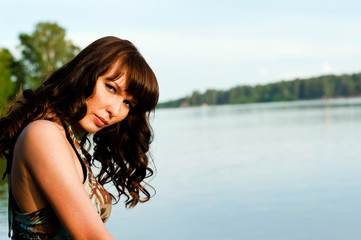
123, 100, 132, 109
106, 84, 116, 93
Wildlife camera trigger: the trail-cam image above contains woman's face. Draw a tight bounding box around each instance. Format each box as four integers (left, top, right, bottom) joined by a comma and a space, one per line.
78, 62, 136, 133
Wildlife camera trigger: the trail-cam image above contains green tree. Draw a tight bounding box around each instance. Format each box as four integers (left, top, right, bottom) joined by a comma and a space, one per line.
19, 22, 80, 88
351, 73, 361, 94
204, 89, 217, 104
188, 90, 203, 105
0, 48, 16, 109
11, 59, 27, 92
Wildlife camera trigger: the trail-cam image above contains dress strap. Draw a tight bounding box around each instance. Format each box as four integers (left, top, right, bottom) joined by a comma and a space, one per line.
61, 121, 88, 184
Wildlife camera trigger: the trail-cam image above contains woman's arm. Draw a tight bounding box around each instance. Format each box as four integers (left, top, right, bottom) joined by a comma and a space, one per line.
14, 120, 114, 240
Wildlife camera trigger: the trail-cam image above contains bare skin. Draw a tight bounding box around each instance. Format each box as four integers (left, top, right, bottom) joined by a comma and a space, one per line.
10, 61, 135, 240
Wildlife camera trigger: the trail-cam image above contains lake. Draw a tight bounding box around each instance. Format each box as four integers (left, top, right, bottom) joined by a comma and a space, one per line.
1, 97, 361, 239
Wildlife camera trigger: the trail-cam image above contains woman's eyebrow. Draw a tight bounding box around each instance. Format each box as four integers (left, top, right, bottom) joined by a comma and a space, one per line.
112, 80, 137, 104
113, 81, 127, 93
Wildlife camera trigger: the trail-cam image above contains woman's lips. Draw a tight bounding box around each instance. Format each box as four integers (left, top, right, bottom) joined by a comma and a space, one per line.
94, 115, 108, 127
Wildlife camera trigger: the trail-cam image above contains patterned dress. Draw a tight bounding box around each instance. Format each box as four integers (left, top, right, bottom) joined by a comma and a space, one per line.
8, 123, 112, 239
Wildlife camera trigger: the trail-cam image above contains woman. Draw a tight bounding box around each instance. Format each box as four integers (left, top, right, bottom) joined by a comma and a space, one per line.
0, 36, 159, 239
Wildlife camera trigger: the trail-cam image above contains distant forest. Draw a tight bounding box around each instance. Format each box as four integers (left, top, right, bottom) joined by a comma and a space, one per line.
157, 73, 361, 108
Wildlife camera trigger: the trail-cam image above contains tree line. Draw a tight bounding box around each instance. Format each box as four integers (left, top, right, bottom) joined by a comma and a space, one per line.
0, 22, 80, 110
157, 73, 361, 108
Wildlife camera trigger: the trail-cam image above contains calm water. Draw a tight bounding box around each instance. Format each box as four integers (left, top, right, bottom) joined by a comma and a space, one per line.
1, 98, 361, 239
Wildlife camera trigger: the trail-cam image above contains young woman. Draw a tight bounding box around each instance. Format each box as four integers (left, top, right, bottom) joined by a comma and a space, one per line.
0, 36, 159, 239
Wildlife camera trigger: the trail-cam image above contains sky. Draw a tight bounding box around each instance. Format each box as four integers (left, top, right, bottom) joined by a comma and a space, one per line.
1, 0, 361, 102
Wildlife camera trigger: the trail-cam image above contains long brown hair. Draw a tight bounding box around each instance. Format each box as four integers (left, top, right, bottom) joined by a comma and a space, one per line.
0, 36, 159, 208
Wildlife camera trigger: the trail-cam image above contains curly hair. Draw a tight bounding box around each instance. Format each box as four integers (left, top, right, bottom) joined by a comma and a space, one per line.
0, 36, 159, 208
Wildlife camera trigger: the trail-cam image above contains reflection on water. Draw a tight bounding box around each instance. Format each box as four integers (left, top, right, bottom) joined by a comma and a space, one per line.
1, 98, 361, 239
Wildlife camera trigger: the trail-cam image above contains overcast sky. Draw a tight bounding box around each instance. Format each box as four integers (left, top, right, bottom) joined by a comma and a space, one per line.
1, 0, 361, 102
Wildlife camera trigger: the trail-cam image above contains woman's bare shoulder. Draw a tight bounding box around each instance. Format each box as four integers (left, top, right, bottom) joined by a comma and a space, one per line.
15, 120, 69, 164
21, 119, 65, 138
